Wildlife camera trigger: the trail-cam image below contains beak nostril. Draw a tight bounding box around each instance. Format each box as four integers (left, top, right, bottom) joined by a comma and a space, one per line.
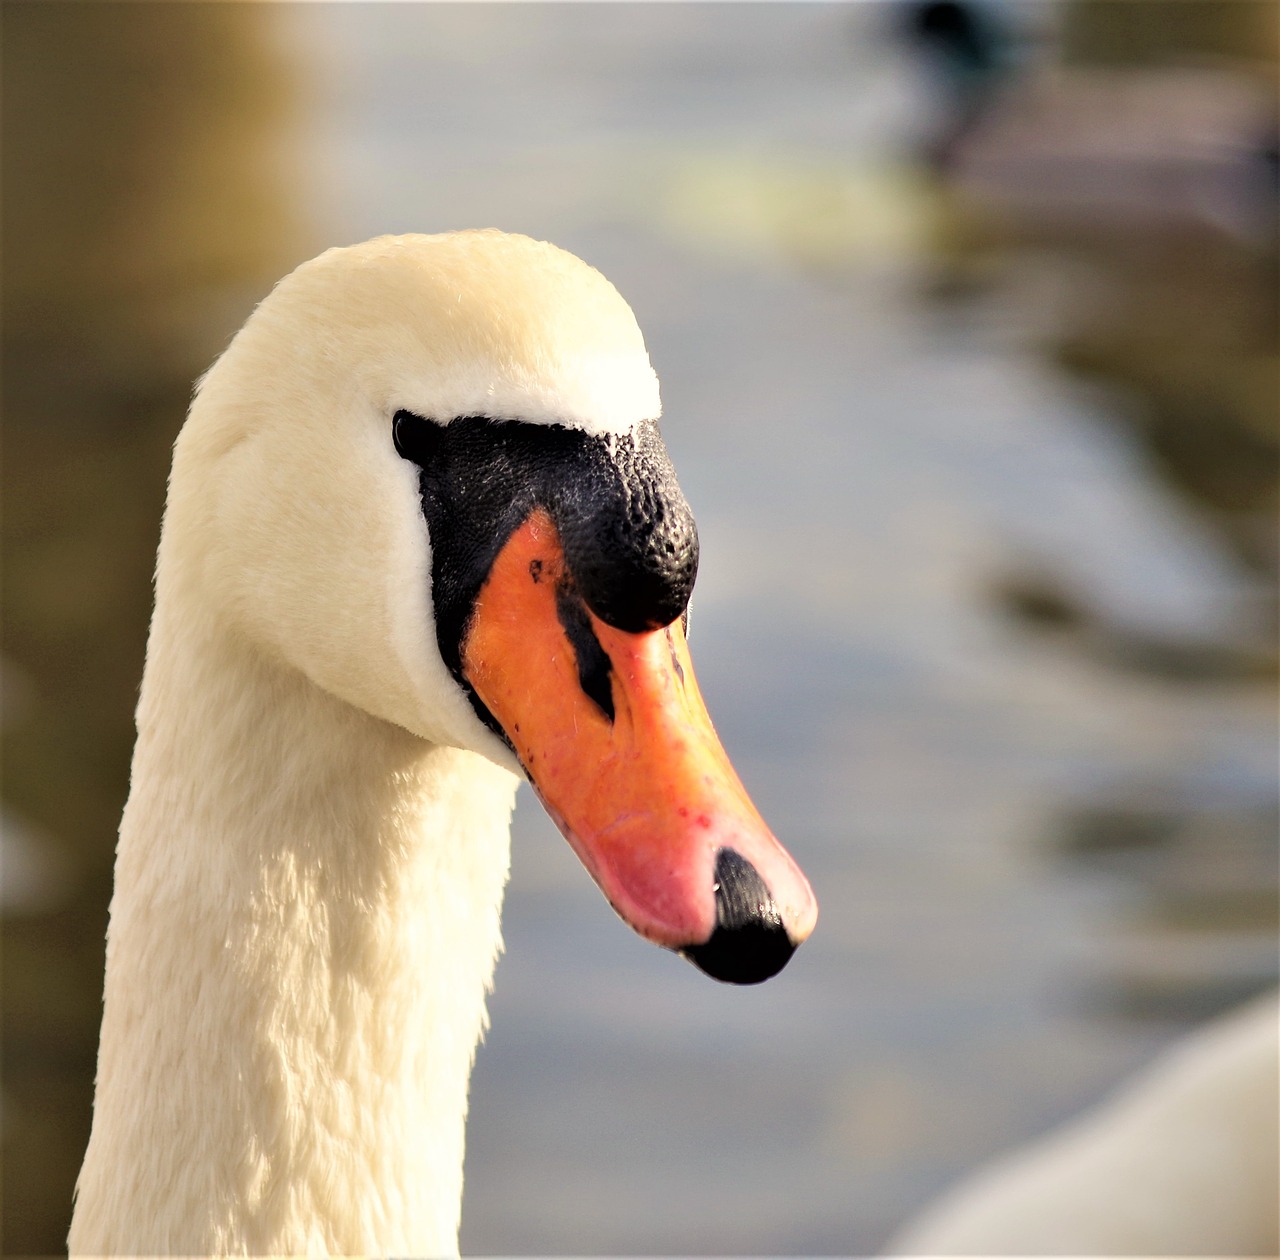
680, 848, 797, 985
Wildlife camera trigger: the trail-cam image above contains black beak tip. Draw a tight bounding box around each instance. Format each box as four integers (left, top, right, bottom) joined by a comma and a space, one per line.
682, 921, 797, 985
679, 847, 799, 985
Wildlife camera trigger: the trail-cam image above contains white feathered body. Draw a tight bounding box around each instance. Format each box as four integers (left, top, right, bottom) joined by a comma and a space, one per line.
890, 991, 1280, 1256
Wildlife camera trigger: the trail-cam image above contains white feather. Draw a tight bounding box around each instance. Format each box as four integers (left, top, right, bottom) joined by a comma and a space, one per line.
70, 231, 661, 1255
889, 991, 1280, 1257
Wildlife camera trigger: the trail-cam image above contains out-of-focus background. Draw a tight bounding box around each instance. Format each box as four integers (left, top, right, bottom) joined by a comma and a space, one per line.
3, 2, 1276, 1253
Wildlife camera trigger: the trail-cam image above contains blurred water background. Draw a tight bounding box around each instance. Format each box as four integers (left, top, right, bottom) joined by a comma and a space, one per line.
3, 2, 1276, 1253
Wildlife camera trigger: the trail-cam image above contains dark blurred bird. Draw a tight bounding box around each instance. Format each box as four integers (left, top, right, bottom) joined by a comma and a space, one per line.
896, 1, 1019, 172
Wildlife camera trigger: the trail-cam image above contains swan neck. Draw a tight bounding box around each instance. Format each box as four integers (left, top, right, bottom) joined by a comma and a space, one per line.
70, 619, 517, 1255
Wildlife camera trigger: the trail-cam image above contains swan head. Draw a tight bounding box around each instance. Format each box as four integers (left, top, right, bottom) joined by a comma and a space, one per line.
169, 230, 816, 983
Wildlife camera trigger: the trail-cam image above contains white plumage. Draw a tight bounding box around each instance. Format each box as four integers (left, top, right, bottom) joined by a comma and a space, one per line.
889, 990, 1280, 1256
70, 232, 679, 1255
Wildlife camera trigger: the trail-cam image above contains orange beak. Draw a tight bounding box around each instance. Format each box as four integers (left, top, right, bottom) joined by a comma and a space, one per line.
460, 509, 817, 983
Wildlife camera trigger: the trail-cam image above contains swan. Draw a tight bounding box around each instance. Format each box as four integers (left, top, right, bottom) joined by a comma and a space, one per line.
888, 989, 1280, 1256
68, 230, 817, 1256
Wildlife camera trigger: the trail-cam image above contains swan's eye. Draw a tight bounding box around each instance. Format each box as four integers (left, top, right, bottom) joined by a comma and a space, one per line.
393, 410, 443, 466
